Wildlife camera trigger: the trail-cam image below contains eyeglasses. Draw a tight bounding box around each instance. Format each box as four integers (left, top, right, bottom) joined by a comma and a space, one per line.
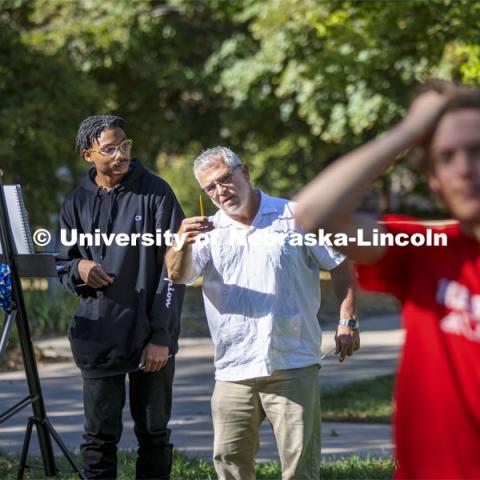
201, 165, 241, 196
89, 139, 133, 157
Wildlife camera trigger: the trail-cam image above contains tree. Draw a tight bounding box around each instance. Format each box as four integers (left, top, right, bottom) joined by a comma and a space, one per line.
205, 0, 480, 211
0, 0, 104, 227
2, 0, 479, 220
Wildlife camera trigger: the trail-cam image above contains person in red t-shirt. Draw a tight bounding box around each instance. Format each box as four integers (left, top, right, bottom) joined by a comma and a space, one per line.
294, 81, 480, 479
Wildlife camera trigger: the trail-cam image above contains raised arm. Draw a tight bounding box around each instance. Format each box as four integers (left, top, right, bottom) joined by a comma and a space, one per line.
165, 216, 213, 284
294, 90, 448, 263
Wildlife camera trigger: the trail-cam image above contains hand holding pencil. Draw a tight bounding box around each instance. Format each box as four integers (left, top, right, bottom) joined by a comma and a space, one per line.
172, 195, 214, 248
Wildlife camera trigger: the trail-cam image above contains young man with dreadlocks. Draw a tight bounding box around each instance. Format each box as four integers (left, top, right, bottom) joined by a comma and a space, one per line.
56, 115, 185, 479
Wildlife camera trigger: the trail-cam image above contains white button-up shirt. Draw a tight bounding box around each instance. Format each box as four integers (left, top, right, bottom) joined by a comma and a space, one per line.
188, 191, 344, 381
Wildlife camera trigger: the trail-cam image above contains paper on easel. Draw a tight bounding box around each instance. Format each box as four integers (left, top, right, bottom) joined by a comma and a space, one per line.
0, 185, 35, 254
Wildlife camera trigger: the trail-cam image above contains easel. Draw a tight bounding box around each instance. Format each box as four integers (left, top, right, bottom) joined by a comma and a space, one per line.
0, 175, 86, 479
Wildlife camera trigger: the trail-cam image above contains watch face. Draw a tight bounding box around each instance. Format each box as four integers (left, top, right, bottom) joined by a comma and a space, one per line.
348, 320, 360, 330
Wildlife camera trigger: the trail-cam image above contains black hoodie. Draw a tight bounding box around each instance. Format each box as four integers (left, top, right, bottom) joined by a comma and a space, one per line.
56, 159, 185, 378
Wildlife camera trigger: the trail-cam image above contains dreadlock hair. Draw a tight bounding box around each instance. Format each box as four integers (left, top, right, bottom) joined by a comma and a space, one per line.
75, 115, 127, 155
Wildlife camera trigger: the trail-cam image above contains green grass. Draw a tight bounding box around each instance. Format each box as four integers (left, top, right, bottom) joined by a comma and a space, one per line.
321, 374, 395, 424
0, 450, 394, 479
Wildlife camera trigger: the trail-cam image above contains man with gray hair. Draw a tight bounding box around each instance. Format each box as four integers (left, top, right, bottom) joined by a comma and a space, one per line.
166, 147, 359, 480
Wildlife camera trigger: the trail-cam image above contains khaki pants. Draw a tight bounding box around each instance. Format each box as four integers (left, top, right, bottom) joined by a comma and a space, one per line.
211, 365, 321, 480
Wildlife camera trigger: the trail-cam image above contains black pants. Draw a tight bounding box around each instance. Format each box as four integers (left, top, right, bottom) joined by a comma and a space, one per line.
80, 358, 175, 480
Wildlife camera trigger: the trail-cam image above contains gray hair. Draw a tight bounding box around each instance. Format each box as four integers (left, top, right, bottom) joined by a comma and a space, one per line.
193, 146, 242, 181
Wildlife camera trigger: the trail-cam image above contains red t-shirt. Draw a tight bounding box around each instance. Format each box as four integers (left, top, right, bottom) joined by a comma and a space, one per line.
356, 215, 480, 479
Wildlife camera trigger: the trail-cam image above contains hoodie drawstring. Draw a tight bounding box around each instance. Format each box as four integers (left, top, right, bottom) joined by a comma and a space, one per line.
89, 186, 120, 262
100, 186, 119, 261
90, 189, 102, 234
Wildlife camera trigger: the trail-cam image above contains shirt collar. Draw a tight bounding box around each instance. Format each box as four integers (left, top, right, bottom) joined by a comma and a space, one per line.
257, 190, 280, 215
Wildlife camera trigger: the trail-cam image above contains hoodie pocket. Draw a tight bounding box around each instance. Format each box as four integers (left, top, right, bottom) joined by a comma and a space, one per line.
69, 291, 151, 371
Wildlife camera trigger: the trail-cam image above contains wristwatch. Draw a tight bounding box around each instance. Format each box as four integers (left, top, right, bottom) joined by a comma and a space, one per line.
338, 318, 360, 331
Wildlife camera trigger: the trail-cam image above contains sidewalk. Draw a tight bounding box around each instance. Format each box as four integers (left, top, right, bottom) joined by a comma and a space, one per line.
0, 314, 402, 462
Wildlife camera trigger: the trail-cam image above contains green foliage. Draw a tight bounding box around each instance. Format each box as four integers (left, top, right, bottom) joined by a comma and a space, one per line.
156, 148, 214, 218
1, 0, 480, 218
205, 0, 480, 206
0, 3, 104, 227
321, 374, 395, 424
21, 288, 79, 336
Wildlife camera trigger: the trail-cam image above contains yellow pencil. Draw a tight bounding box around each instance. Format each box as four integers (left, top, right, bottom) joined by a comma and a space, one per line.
199, 194, 205, 217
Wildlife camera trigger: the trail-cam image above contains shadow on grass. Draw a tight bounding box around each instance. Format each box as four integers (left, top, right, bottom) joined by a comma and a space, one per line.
321, 374, 395, 423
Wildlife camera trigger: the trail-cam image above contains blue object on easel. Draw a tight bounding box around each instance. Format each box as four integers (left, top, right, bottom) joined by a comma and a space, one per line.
0, 263, 12, 313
